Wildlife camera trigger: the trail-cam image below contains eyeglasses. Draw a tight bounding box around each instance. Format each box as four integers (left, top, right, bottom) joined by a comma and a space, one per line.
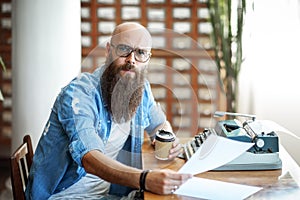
111, 43, 151, 63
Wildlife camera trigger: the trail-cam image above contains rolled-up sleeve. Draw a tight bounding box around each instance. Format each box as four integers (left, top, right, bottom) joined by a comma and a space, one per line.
143, 81, 166, 136
68, 129, 105, 166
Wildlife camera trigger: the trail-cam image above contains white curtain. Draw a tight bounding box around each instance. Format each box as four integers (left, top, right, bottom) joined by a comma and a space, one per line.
238, 0, 300, 164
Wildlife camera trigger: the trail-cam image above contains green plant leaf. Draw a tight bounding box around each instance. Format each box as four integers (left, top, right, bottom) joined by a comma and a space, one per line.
207, 0, 247, 113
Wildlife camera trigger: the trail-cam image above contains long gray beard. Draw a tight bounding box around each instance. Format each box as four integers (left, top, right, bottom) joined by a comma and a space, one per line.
101, 63, 146, 124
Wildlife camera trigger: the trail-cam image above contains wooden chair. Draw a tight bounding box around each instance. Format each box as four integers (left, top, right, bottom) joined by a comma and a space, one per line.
10, 135, 34, 200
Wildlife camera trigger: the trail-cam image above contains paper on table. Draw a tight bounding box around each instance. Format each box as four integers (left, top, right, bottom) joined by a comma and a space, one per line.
174, 177, 262, 200
178, 133, 254, 175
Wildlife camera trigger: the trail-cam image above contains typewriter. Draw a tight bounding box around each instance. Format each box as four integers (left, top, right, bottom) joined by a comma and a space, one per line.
181, 111, 282, 170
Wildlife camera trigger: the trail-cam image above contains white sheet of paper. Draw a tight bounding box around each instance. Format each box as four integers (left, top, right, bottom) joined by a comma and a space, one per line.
178, 133, 254, 175
174, 177, 262, 200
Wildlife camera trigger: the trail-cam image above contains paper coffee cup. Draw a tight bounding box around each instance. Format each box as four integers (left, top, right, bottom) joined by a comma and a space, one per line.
155, 130, 175, 160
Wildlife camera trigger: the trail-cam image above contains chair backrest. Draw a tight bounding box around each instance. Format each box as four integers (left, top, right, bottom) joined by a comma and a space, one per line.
10, 135, 34, 200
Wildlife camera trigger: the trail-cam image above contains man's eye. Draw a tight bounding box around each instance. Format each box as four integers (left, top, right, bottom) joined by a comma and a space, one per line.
119, 45, 131, 52
137, 49, 146, 55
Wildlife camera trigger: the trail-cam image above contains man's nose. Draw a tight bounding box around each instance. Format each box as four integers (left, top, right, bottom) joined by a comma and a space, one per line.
125, 51, 136, 65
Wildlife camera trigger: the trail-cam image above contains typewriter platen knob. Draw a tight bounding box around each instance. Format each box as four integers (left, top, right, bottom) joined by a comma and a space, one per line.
255, 138, 265, 148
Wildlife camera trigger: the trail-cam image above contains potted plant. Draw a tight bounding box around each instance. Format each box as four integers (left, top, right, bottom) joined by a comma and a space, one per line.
207, 0, 247, 114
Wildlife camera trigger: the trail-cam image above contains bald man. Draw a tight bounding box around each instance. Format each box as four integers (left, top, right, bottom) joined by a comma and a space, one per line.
25, 22, 192, 199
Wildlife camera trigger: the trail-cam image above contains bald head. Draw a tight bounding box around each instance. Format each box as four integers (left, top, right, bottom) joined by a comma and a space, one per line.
110, 22, 152, 49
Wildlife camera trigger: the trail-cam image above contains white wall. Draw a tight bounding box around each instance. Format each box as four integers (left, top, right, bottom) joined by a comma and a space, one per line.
238, 0, 300, 165
12, 0, 81, 151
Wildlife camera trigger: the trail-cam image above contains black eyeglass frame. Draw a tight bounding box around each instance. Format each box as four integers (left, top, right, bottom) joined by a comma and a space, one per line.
110, 43, 152, 63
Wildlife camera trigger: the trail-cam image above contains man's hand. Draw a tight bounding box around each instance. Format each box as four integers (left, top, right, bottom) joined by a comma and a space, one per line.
168, 137, 182, 160
151, 136, 182, 160
145, 169, 192, 195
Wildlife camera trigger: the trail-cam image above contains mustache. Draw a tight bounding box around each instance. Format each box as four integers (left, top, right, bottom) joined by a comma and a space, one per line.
119, 63, 135, 71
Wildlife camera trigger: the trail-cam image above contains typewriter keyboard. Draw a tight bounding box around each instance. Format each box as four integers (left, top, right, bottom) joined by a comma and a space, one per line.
181, 128, 216, 160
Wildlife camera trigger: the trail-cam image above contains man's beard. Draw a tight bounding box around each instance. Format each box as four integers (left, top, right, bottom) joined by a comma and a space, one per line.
101, 60, 146, 124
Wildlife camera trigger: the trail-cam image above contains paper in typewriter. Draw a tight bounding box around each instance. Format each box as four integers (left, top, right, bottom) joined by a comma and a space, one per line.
178, 133, 254, 175
258, 120, 300, 139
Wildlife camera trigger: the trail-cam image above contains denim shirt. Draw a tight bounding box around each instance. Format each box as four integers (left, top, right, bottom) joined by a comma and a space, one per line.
25, 66, 166, 200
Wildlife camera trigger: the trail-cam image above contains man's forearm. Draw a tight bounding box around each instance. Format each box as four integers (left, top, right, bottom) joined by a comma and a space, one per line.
82, 150, 142, 189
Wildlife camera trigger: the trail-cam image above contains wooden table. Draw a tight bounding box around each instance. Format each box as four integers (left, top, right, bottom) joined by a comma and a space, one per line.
142, 138, 300, 199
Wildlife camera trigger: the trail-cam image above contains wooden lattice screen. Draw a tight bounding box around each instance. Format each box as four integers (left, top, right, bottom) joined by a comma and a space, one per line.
0, 0, 12, 153
80, 0, 224, 137
0, 0, 224, 152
